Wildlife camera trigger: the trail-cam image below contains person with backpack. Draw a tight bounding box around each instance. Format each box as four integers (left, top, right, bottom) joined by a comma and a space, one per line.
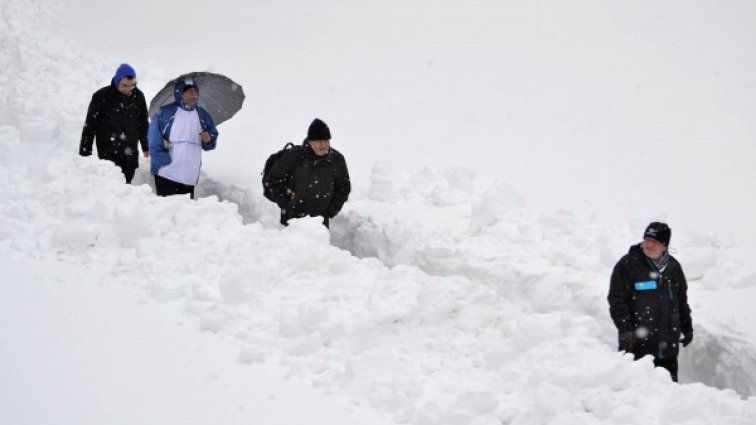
607, 222, 693, 382
262, 119, 350, 228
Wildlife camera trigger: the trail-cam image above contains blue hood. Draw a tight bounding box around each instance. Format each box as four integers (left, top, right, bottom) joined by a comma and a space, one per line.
173, 77, 200, 103
111, 63, 136, 87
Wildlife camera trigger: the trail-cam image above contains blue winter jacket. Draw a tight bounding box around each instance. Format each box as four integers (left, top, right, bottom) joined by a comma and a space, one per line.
148, 79, 219, 175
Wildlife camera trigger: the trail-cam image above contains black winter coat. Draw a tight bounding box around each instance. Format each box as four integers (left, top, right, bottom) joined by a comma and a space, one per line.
264, 142, 351, 225
608, 244, 693, 359
79, 85, 149, 170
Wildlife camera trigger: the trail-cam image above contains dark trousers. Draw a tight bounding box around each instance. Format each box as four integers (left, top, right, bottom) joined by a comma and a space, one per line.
155, 174, 195, 199
121, 166, 136, 184
280, 212, 329, 228
630, 352, 678, 382
653, 357, 679, 382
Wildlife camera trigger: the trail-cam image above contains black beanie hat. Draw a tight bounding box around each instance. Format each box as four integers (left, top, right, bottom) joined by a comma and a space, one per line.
307, 118, 331, 140
644, 222, 671, 246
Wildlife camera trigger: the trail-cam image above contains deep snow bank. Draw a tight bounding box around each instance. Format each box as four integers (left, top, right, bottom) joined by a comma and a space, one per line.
0, 0, 106, 143
329, 162, 756, 398
3, 147, 756, 424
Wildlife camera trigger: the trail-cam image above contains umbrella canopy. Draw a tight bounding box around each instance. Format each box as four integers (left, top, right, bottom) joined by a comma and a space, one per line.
148, 72, 245, 125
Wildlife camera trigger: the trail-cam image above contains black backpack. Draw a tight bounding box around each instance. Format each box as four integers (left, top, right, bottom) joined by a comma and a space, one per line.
262, 142, 298, 202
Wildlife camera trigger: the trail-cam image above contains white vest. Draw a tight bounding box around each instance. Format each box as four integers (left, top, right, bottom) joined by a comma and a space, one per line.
158, 108, 203, 185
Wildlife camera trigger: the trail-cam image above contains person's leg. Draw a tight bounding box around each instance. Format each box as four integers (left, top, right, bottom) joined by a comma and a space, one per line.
122, 167, 136, 184
653, 357, 679, 382
155, 174, 195, 198
154, 174, 177, 197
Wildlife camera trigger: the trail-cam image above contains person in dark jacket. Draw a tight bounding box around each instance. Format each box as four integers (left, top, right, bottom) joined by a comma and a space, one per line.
79, 63, 149, 183
264, 118, 351, 228
608, 222, 693, 382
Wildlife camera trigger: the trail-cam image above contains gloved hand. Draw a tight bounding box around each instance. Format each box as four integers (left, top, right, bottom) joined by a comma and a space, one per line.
681, 332, 693, 347
619, 331, 635, 352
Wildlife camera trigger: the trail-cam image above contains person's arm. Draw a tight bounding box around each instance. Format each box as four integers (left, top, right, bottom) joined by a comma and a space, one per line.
608, 260, 633, 332
608, 259, 635, 351
147, 112, 170, 175
328, 155, 351, 218
79, 92, 100, 156
137, 90, 150, 157
199, 109, 218, 150
677, 265, 693, 342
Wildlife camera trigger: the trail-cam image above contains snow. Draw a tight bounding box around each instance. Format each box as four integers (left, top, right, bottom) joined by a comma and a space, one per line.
3, 0, 756, 424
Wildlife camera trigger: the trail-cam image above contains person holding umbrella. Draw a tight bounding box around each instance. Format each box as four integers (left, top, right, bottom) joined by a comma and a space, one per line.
79, 63, 149, 184
148, 77, 218, 199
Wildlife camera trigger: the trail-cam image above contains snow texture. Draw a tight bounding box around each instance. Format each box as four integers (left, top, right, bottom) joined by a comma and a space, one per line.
3, 0, 756, 424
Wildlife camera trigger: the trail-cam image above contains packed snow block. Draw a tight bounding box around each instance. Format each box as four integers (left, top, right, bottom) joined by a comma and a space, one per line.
218, 268, 276, 303
114, 208, 156, 249
149, 277, 189, 303
451, 391, 498, 417
0, 217, 16, 241
429, 165, 475, 206
470, 179, 526, 231
511, 314, 563, 352
330, 212, 414, 267
238, 347, 266, 364
679, 245, 718, 281
195, 177, 265, 224
0, 141, 10, 166
367, 162, 474, 206
366, 161, 399, 202
679, 326, 756, 397
731, 269, 756, 289
283, 217, 330, 245
17, 115, 57, 143
0, 126, 19, 165
198, 307, 235, 333
50, 222, 98, 250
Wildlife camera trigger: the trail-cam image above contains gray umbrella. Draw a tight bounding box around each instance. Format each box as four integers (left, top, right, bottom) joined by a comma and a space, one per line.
148, 72, 245, 125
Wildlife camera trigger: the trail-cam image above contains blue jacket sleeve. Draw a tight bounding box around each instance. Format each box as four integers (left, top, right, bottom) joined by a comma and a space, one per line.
199, 109, 218, 151
148, 112, 171, 175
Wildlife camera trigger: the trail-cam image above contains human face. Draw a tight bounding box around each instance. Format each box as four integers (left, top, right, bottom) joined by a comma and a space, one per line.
642, 237, 667, 260
182, 87, 199, 107
117, 77, 137, 95
309, 139, 330, 156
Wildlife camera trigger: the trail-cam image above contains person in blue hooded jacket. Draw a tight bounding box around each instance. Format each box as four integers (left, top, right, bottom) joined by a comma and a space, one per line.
148, 77, 218, 199
80, 63, 149, 183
